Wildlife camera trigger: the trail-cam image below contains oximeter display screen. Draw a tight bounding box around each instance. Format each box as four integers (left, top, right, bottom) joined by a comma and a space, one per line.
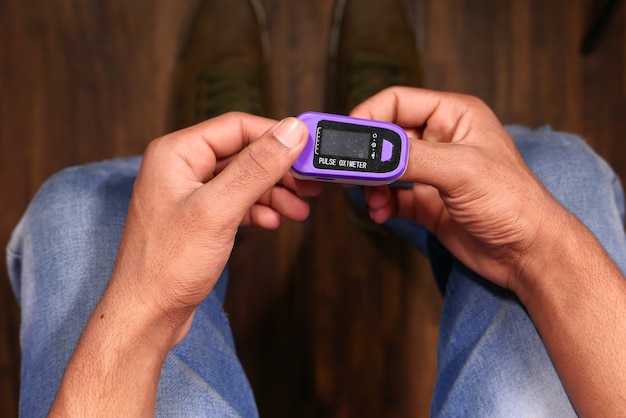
312, 118, 403, 174
319, 129, 370, 160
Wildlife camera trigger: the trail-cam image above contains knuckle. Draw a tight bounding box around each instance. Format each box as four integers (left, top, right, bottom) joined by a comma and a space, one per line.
229, 144, 278, 192
241, 144, 273, 178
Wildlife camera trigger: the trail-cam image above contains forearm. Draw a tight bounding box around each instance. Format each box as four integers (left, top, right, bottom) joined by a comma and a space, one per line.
49, 284, 177, 417
519, 209, 626, 417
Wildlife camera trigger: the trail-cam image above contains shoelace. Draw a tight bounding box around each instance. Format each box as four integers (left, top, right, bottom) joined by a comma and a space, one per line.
346, 58, 404, 110
195, 71, 264, 119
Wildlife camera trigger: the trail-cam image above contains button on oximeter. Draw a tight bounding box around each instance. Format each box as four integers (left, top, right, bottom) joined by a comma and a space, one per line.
381, 139, 393, 162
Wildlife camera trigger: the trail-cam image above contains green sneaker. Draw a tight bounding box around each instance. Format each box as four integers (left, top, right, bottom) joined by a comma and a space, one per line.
329, 0, 423, 114
170, 0, 270, 130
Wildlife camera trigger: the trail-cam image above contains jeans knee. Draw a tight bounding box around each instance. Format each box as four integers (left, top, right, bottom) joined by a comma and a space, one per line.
509, 126, 610, 186
9, 157, 141, 281
7, 157, 141, 308
27, 157, 141, 226
507, 125, 623, 215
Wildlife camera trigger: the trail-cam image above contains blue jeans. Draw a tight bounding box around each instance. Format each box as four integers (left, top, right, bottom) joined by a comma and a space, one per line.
7, 126, 626, 416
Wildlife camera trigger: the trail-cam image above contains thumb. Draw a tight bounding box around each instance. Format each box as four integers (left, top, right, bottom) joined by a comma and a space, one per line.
203, 117, 308, 221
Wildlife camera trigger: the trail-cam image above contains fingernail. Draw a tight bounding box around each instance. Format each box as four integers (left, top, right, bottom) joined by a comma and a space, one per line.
273, 117, 303, 149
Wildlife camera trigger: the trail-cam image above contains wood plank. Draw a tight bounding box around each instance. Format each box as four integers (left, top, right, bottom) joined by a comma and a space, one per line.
2, 0, 626, 417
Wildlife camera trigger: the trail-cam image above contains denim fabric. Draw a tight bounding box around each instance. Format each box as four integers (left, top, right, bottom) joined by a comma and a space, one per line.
7, 157, 257, 417
7, 126, 625, 416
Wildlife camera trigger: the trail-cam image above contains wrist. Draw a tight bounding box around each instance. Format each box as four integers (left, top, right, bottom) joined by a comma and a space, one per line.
95, 282, 183, 353
512, 205, 599, 309
106, 256, 200, 347
50, 281, 183, 416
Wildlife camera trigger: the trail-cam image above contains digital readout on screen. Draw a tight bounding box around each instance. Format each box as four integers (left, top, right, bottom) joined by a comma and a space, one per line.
319, 128, 370, 159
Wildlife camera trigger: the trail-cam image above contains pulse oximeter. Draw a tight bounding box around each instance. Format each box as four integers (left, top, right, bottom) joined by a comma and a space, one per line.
291, 111, 409, 186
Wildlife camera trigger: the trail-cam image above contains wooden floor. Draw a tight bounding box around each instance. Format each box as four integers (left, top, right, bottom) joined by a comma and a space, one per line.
1, 0, 625, 416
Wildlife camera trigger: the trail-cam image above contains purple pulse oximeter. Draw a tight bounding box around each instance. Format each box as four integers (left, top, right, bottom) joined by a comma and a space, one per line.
291, 111, 409, 186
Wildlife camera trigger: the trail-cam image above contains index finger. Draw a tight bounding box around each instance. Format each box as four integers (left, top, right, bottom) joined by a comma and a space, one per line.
174, 111, 278, 159
349, 87, 493, 144
148, 112, 278, 185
